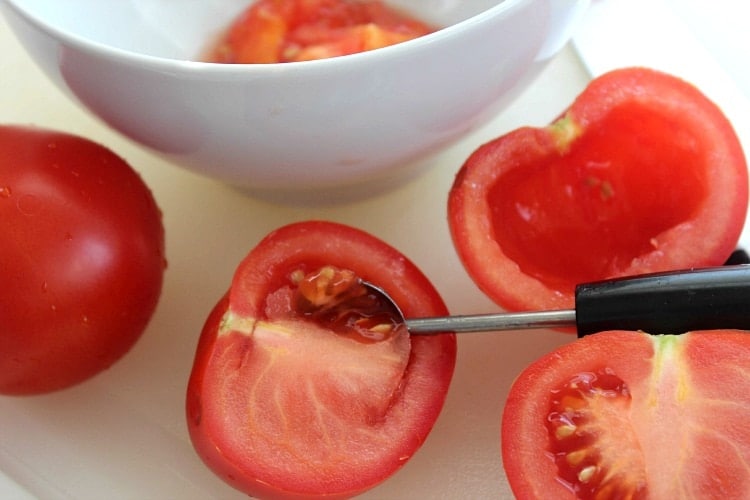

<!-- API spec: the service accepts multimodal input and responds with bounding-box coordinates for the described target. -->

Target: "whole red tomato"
[449,67,748,314]
[0,125,165,395]
[501,329,750,498]
[186,220,456,499]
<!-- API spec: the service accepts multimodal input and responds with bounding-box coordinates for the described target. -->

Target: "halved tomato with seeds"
[186,220,456,499]
[501,330,750,499]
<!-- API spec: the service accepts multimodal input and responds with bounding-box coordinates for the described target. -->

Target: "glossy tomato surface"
[186,220,456,499]
[449,67,748,313]
[0,125,165,395]
[206,0,435,63]
[502,330,750,499]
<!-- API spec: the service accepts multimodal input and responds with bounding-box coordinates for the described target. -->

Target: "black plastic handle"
[575,265,750,336]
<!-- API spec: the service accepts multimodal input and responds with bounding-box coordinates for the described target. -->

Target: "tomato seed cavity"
[292,266,402,343]
[546,367,648,499]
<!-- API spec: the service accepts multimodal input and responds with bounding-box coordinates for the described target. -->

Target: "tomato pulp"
[501,330,750,499]
[186,221,456,499]
[205,0,436,63]
[0,125,165,395]
[449,67,748,313]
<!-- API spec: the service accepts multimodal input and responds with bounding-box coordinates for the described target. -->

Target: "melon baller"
[363,264,750,337]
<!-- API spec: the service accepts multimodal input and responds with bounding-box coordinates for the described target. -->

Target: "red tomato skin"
[449,67,749,313]
[501,330,750,499]
[0,126,165,395]
[186,221,456,499]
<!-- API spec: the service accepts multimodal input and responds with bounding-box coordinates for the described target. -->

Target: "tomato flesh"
[501,330,750,499]
[206,0,435,63]
[491,103,707,289]
[449,68,748,313]
[187,221,456,499]
[209,310,411,462]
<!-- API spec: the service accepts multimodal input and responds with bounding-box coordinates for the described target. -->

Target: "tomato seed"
[565,449,588,466]
[291,266,402,343]
[559,394,587,411]
[555,424,577,439]
[577,465,597,483]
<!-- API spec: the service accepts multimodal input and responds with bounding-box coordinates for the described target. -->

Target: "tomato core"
[546,367,648,499]
[489,102,708,289]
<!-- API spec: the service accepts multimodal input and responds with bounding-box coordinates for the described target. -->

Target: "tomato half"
[0,125,165,395]
[206,0,435,63]
[186,220,456,499]
[501,330,750,499]
[448,67,748,313]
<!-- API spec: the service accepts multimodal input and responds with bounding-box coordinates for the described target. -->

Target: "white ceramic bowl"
[1,0,589,198]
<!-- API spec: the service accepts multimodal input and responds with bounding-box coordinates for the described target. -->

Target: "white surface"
[0,470,34,500]
[0,0,589,196]
[0,11,589,499]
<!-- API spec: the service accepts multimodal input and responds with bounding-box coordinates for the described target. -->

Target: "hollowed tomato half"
[449,67,748,313]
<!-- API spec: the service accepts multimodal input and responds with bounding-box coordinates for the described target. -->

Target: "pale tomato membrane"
[535,332,750,499]
[213,313,410,456]
[201,317,412,489]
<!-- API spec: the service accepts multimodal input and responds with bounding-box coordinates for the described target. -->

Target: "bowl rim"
[1,0,530,74]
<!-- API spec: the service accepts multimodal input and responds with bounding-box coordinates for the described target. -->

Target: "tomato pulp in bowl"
[0,0,592,198]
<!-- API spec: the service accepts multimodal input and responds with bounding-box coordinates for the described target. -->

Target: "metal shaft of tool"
[404,309,577,334]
